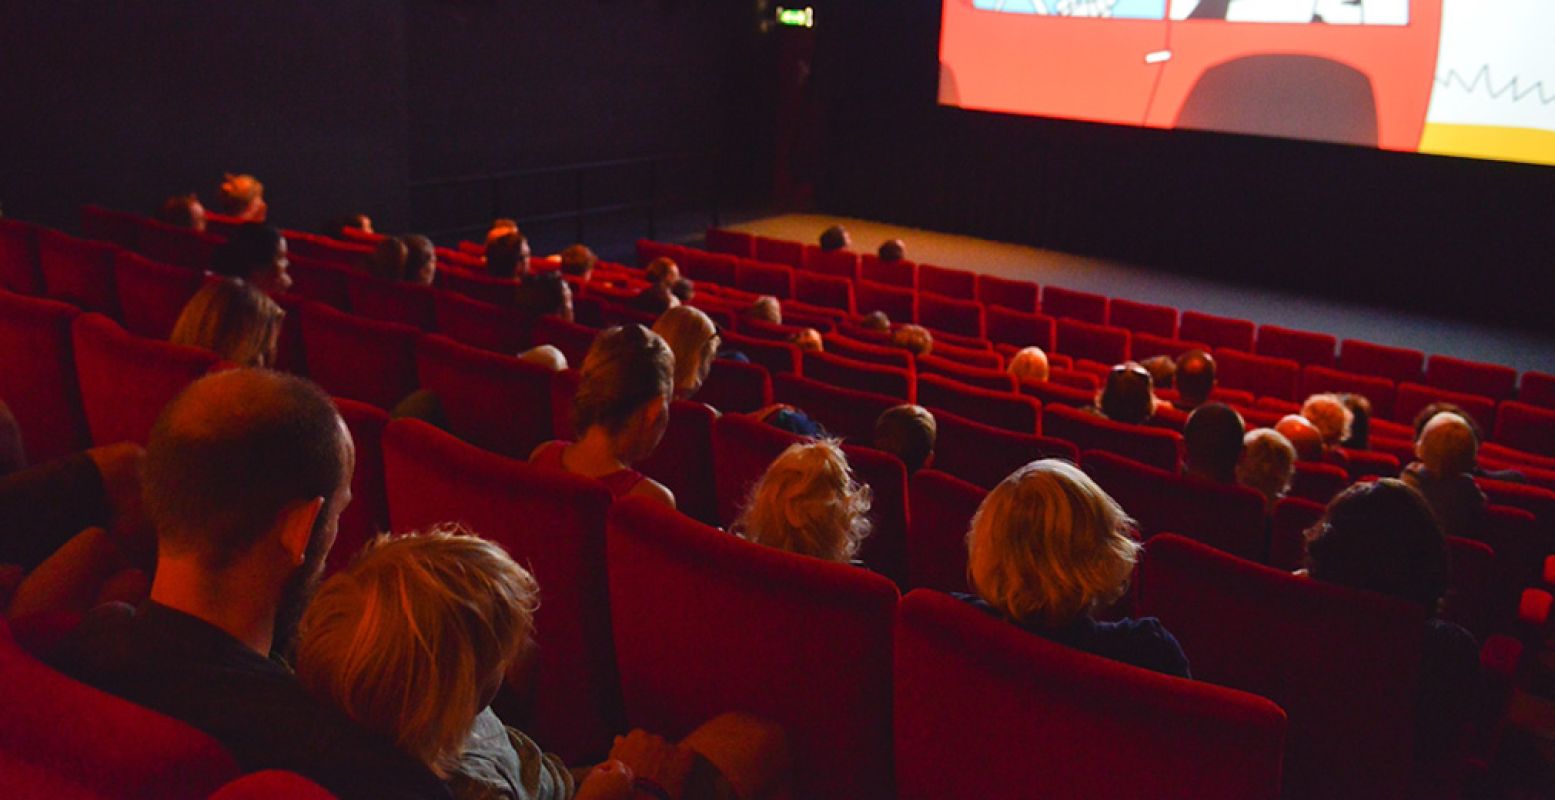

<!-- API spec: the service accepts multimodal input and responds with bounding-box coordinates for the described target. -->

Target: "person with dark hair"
[1173,350,1215,412]
[670,277,695,305]
[818,225,850,252]
[630,282,679,316]
[402,235,436,286]
[1097,362,1155,425]
[1339,393,1372,450]
[485,231,530,280]
[877,239,907,263]
[210,223,292,294]
[157,194,206,232]
[873,405,937,474]
[1183,403,1245,484]
[558,244,597,281]
[50,369,453,799]
[515,271,573,323]
[1303,479,1482,760]
[859,311,891,332]
[364,237,409,282]
[1139,355,1175,392]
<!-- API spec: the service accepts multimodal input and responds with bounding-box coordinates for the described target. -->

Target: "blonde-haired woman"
[170,277,285,367]
[962,459,1189,677]
[733,440,872,564]
[651,305,718,401]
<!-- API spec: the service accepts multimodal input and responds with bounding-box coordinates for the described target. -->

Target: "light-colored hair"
[744,296,782,325]
[170,277,285,367]
[1417,412,1478,476]
[1007,346,1050,383]
[296,526,539,778]
[1237,428,1297,507]
[516,344,567,372]
[1274,414,1324,462]
[735,440,872,563]
[652,305,718,400]
[967,460,1139,627]
[892,324,933,357]
[1301,393,1353,446]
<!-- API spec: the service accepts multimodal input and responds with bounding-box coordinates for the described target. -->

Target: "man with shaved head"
[1402,412,1487,541]
[51,369,451,799]
[1274,414,1325,463]
[1173,349,1216,412]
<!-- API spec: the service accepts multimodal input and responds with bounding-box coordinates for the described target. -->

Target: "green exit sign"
[776,6,814,28]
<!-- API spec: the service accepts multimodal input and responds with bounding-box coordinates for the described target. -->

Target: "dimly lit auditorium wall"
[810,0,1555,333]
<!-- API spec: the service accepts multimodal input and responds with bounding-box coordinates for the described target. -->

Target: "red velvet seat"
[772,373,900,446]
[1394,382,1497,431]
[636,400,719,526]
[753,236,806,270]
[1301,364,1396,418]
[112,251,204,339]
[531,316,599,370]
[1266,496,1326,571]
[904,470,984,593]
[801,350,913,401]
[606,496,898,800]
[287,234,370,269]
[1179,311,1255,353]
[1482,505,1553,633]
[1130,332,1211,362]
[1082,450,1267,561]
[734,259,795,299]
[1338,338,1425,385]
[929,408,1077,490]
[916,374,1038,434]
[1042,404,1182,472]
[1020,377,1102,409]
[285,255,353,309]
[915,355,1015,393]
[1215,347,1302,402]
[0,290,88,463]
[1288,460,1351,506]
[931,339,1002,369]
[209,771,336,799]
[1338,447,1402,481]
[822,332,914,371]
[781,299,846,329]
[38,229,119,315]
[1520,372,1555,409]
[975,274,1039,312]
[704,228,755,258]
[916,292,985,338]
[711,412,805,526]
[917,263,976,300]
[806,248,861,282]
[855,280,916,322]
[1055,318,1130,365]
[1425,355,1517,401]
[985,306,1056,351]
[438,266,518,308]
[381,418,619,764]
[857,252,914,287]
[793,270,855,313]
[346,272,437,331]
[843,444,911,585]
[298,302,420,410]
[79,204,144,248]
[681,250,738,286]
[1041,285,1108,324]
[719,330,800,376]
[1492,401,1555,458]
[414,334,554,459]
[697,358,773,413]
[635,239,687,269]
[1137,534,1426,800]
[1107,297,1178,338]
[0,219,42,295]
[1444,536,1497,637]
[894,589,1287,800]
[136,219,221,271]
[72,313,218,445]
[1256,324,1337,368]
[433,290,530,355]
[327,398,390,577]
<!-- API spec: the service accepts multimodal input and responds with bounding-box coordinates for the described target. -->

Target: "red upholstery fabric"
[916,292,985,338]
[985,306,1056,351]
[915,355,1016,393]
[1492,401,1555,457]
[904,471,984,593]
[822,333,914,370]
[72,313,218,445]
[1338,448,1402,481]
[1288,461,1350,505]
[1394,382,1497,431]
[772,373,899,446]
[1137,534,1425,800]
[1338,339,1425,385]
[531,316,599,370]
[682,250,738,286]
[0,218,42,294]
[381,419,619,763]
[1215,347,1302,402]
[1256,324,1337,367]
[433,290,530,355]
[635,239,687,269]
[550,368,582,440]
[781,300,846,329]
[1482,504,1555,629]
[414,334,554,458]
[916,374,1038,434]
[719,330,799,375]
[697,358,773,414]
[711,412,805,526]
[793,270,855,313]
[801,351,913,401]
[1055,318,1130,365]
[637,400,719,526]
[1425,355,1517,401]
[209,770,337,800]
[287,235,370,268]
[806,249,861,282]
[1081,450,1266,561]
[345,273,437,331]
[135,220,221,271]
[860,255,916,288]
[438,266,518,308]
[1266,496,1326,572]
[733,317,807,342]
[327,398,389,577]
[269,293,309,375]
[844,444,911,584]
[1020,377,1098,409]
[975,274,1039,312]
[704,228,755,258]
[1520,371,1555,409]
[286,256,353,309]
[855,280,916,322]
[0,290,88,462]
[1301,364,1396,418]
[1130,332,1211,362]
[1179,311,1255,353]
[734,259,795,299]
[299,303,420,410]
[1444,536,1496,637]
[606,496,898,800]
[38,229,119,315]
[917,263,976,299]
[752,236,806,270]
[1107,297,1178,338]
[894,590,1287,800]
[929,408,1077,490]
[1043,404,1182,471]
[112,251,203,339]
[1041,285,1108,324]
[79,204,145,248]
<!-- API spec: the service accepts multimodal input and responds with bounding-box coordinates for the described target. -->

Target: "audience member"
[558,244,598,281]
[744,296,782,326]
[1339,393,1373,450]
[891,324,933,358]
[652,305,719,402]
[530,325,676,508]
[877,239,907,264]
[670,278,695,305]
[1097,362,1155,426]
[1237,428,1297,510]
[50,369,452,798]
[1303,479,1481,760]
[486,231,531,280]
[339,213,374,234]
[629,282,680,316]
[1410,401,1523,483]
[210,223,293,294]
[873,405,936,474]
[733,440,872,564]
[1183,403,1245,484]
[790,327,823,353]
[1007,346,1050,384]
[1173,350,1216,412]
[156,194,206,232]
[960,459,1190,677]
[859,311,890,332]
[402,235,437,286]
[515,271,574,324]
[818,225,850,252]
[1301,393,1353,451]
[170,278,286,368]
[516,344,568,372]
[1275,414,1325,462]
[1401,412,1487,541]
[364,237,410,282]
[217,173,268,222]
[644,257,681,289]
[1138,355,1176,392]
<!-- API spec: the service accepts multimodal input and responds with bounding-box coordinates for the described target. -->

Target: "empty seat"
[917,292,985,338]
[1288,461,1351,506]
[860,255,917,288]
[38,229,118,315]
[719,330,800,376]
[975,274,1039,312]
[801,350,913,401]
[328,397,390,577]
[917,374,1038,434]
[931,339,1003,370]
[287,235,371,268]
[438,266,518,308]
[894,589,1287,800]
[1041,286,1108,324]
[752,236,806,270]
[843,444,912,584]
[433,290,530,355]
[1520,372,1555,409]
[1082,450,1267,562]
[79,204,143,248]
[637,400,719,526]
[1493,401,1555,458]
[1179,311,1255,353]
[1137,534,1425,800]
[0,218,42,294]
[984,306,1056,351]
[0,290,88,462]
[697,358,773,413]
[806,249,861,282]
[1338,339,1425,385]
[286,255,353,309]
[1055,318,1130,366]
[1256,324,1337,368]
[635,239,686,269]
[711,412,806,526]
[1130,332,1211,362]
[72,313,218,445]
[208,771,336,800]
[917,263,976,300]
[915,355,1016,393]
[346,273,437,331]
[1107,297,1178,338]
[606,496,898,799]
[793,270,855,313]
[381,418,620,764]
[823,332,914,371]
[415,334,554,459]
[905,471,985,593]
[1301,364,1396,418]
[111,251,204,339]
[1215,348,1301,402]
[704,228,755,258]
[681,250,738,286]
[1394,382,1497,432]
[531,316,599,369]
[136,219,221,271]
[735,259,795,299]
[1043,404,1182,472]
[929,408,1077,490]
[1340,448,1402,481]
[299,302,420,410]
[855,280,916,322]
[772,373,900,446]
[1425,355,1517,401]
[781,300,846,329]
[1021,377,1104,409]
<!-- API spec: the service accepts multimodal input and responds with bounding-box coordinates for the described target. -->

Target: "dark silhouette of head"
[1099,362,1154,425]
[157,194,206,232]
[1305,479,1447,612]
[559,244,597,279]
[211,224,291,294]
[877,239,907,263]
[819,225,850,252]
[1183,403,1246,483]
[874,405,937,474]
[1174,349,1216,408]
[486,231,530,280]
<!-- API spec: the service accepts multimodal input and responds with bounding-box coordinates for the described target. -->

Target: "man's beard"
[270,516,332,664]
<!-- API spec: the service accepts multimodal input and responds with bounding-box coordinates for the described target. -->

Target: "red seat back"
[1301,364,1396,418]
[1267,496,1326,571]
[531,316,599,370]
[894,590,1286,800]
[1042,404,1182,472]
[1394,382,1497,432]
[1338,339,1424,385]
[208,771,336,800]
[915,355,1015,393]
[806,249,861,282]
[711,412,805,526]
[844,444,911,584]
[1019,377,1097,409]
[39,230,119,315]
[772,373,900,446]
[860,254,917,288]
[975,274,1039,312]
[1425,354,1517,401]
[72,313,218,445]
[696,358,773,414]
[298,302,420,410]
[0,219,42,294]
[929,408,1077,490]
[636,400,719,526]
[346,273,437,331]
[985,306,1056,351]
[917,263,976,300]
[136,219,221,271]
[1041,285,1108,324]
[415,334,554,459]
[802,350,913,401]
[682,250,738,286]
[916,292,985,338]
[1107,297,1178,338]
[855,280,916,322]
[606,496,898,800]
[904,470,984,593]
[1055,318,1130,365]
[823,332,914,370]
[79,204,143,248]
[752,236,806,270]
[1288,460,1350,506]
[1215,347,1302,402]
[112,251,203,339]
[381,419,619,764]
[1129,332,1211,362]
[287,235,371,269]
[1493,401,1555,458]
[0,290,88,462]
[1256,324,1336,368]
[328,398,390,576]
[704,228,755,259]
[1179,311,1255,353]
[734,259,795,299]
[916,374,1038,433]
[1520,371,1555,409]
[719,330,799,376]
[1082,450,1267,561]
[438,266,518,308]
[285,255,353,309]
[793,270,855,313]
[635,239,687,269]
[433,290,530,355]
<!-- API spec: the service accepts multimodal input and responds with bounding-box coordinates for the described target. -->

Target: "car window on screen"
[1169,0,1407,24]
[972,0,1168,18]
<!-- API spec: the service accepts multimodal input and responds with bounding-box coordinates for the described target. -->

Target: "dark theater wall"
[810,0,1555,333]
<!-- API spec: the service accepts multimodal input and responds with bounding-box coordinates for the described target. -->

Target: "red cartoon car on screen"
[939,0,1442,150]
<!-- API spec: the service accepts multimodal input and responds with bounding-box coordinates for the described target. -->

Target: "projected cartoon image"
[941,0,1555,165]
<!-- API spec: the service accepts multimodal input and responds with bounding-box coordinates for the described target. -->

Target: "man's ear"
[277,497,325,566]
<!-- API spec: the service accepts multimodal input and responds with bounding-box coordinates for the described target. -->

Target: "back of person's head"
[218,173,266,220]
[1139,355,1176,391]
[210,223,289,292]
[892,324,933,357]
[632,282,679,316]
[818,225,850,252]
[170,277,286,368]
[1184,403,1245,482]
[744,295,782,326]
[1417,412,1478,476]
[860,311,891,332]
[516,344,568,372]
[873,405,937,474]
[968,459,1138,627]
[1300,393,1353,447]
[670,277,695,304]
[735,439,872,563]
[1274,414,1324,461]
[144,369,349,572]
[790,327,823,352]
[573,325,674,437]
[1237,428,1297,506]
[484,218,518,247]
[1007,346,1050,384]
[157,193,206,232]
[559,244,597,279]
[364,237,408,282]
[401,235,436,286]
[652,305,718,400]
[644,257,680,287]
[514,271,572,322]
[297,526,538,778]
[485,231,530,280]
[1412,401,1484,442]
[877,239,907,263]
[1305,479,1447,612]
[341,213,373,233]
[1340,392,1372,450]
[1099,362,1154,425]
[1174,349,1216,405]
